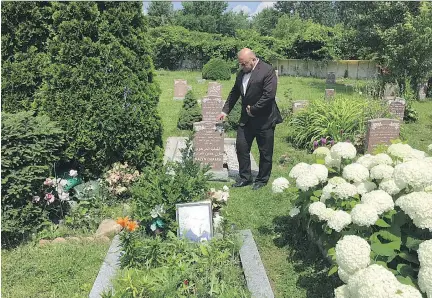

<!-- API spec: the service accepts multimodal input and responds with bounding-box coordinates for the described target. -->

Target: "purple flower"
[330,140,335,146]
[320,138,327,145]
[346,139,351,143]
[313,141,319,149]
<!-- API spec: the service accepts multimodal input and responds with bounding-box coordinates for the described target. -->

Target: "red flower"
[183,279,189,285]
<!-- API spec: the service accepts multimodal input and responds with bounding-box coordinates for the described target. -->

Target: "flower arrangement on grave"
[207,185,230,232]
[104,162,140,197]
[149,204,166,235]
[278,141,432,296]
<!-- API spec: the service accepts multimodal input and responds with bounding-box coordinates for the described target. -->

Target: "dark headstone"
[201,97,223,122]
[325,89,335,100]
[207,82,222,97]
[383,83,398,100]
[292,100,309,113]
[193,121,224,170]
[326,72,336,84]
[418,82,427,101]
[365,118,401,153]
[174,79,188,100]
[388,99,405,120]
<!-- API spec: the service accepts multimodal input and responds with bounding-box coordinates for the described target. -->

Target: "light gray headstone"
[174,79,188,100]
[193,121,224,170]
[207,82,222,97]
[365,118,400,153]
[383,83,398,100]
[388,99,405,120]
[201,97,224,122]
[292,100,309,113]
[418,82,427,101]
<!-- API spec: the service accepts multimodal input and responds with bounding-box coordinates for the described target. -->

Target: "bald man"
[217,48,282,190]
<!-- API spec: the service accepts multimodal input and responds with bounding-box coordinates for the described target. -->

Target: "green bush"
[287,97,389,152]
[1,111,65,247]
[224,100,242,131]
[177,90,202,130]
[202,58,232,81]
[130,137,210,234]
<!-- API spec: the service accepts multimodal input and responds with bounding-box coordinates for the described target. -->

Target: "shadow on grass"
[259,215,342,298]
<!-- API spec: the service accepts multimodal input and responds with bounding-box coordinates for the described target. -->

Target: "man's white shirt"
[241,58,259,95]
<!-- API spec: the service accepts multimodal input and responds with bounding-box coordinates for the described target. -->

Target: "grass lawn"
[156,70,432,297]
[1,241,110,298]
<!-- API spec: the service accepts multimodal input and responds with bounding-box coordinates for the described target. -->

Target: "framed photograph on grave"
[176,201,213,242]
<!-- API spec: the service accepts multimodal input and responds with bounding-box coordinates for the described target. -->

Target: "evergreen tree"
[177,90,201,130]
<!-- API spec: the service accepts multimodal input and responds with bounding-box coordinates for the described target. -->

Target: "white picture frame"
[176,201,213,242]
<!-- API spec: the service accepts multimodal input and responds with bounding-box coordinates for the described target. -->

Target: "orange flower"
[116,216,130,228]
[126,220,139,232]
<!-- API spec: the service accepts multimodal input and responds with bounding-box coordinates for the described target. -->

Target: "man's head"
[238,48,257,73]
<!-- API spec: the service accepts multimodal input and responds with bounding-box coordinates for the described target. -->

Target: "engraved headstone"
[207,82,222,97]
[365,118,400,153]
[326,72,336,84]
[383,83,398,100]
[193,121,224,170]
[201,97,223,122]
[292,100,309,113]
[418,82,427,101]
[325,89,335,100]
[174,79,188,100]
[388,99,405,120]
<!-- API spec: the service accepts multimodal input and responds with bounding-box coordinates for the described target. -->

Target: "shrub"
[130,137,210,235]
[287,97,389,152]
[202,58,232,81]
[1,111,65,247]
[177,90,202,130]
[224,100,242,132]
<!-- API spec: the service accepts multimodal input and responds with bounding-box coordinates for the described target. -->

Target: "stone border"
[239,230,275,298]
[90,230,274,298]
[89,235,121,298]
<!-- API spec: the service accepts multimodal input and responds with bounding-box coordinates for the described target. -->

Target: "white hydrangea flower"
[325,153,341,169]
[335,235,370,274]
[310,164,328,183]
[272,177,290,193]
[357,154,377,169]
[370,164,394,180]
[347,264,400,298]
[425,185,432,193]
[321,208,335,221]
[309,201,326,218]
[394,159,432,190]
[354,181,377,195]
[328,210,352,232]
[296,172,320,191]
[331,142,357,159]
[424,157,432,165]
[403,149,427,162]
[342,163,369,183]
[334,183,358,199]
[388,143,413,159]
[361,190,394,215]
[289,207,300,217]
[289,162,311,179]
[313,146,331,157]
[374,153,393,166]
[321,183,335,202]
[379,179,405,195]
[428,144,432,152]
[328,177,347,185]
[213,213,224,230]
[396,192,432,231]
[334,285,350,298]
[418,239,432,267]
[350,204,379,227]
[338,267,351,284]
[418,267,432,296]
[395,284,423,298]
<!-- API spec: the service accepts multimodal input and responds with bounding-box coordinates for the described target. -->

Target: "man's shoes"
[252,183,267,191]
[232,180,253,188]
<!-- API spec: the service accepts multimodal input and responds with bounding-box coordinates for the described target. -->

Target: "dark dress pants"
[236,124,275,184]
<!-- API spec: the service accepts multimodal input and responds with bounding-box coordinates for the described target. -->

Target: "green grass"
[1,241,110,298]
[155,70,431,297]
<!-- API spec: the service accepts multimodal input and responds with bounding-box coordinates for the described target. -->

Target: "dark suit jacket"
[222,60,283,130]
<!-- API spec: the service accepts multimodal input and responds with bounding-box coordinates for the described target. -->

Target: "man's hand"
[246,105,254,117]
[217,112,227,121]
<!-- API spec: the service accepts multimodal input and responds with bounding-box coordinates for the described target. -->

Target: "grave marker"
[418,82,427,101]
[325,89,335,100]
[207,82,222,97]
[383,83,398,100]
[201,97,224,122]
[193,121,224,170]
[326,72,336,84]
[388,99,405,120]
[173,79,188,100]
[365,118,400,153]
[292,100,309,113]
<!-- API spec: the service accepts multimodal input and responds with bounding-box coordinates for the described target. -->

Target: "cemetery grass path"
[157,70,432,298]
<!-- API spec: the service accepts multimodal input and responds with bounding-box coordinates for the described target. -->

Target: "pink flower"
[44,193,55,204]
[44,178,54,187]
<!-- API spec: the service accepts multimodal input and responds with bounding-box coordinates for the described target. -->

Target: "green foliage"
[402,80,419,123]
[287,97,388,151]
[130,137,210,234]
[108,231,248,297]
[202,58,232,81]
[177,90,202,130]
[1,111,66,247]
[252,8,280,36]
[224,100,242,132]
[147,1,174,27]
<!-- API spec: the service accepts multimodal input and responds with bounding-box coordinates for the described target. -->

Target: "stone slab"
[365,118,400,153]
[239,229,275,298]
[89,235,121,298]
[164,137,259,181]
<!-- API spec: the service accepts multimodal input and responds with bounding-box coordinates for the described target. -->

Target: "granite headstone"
[174,79,188,100]
[207,82,222,97]
[193,121,224,170]
[201,97,224,122]
[418,82,427,101]
[326,72,336,84]
[388,99,405,120]
[365,118,400,153]
[325,89,335,100]
[383,83,398,100]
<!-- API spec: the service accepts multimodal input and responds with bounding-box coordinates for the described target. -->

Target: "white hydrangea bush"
[283,141,432,296]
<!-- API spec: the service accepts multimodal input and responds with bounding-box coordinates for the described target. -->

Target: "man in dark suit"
[217,48,282,190]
